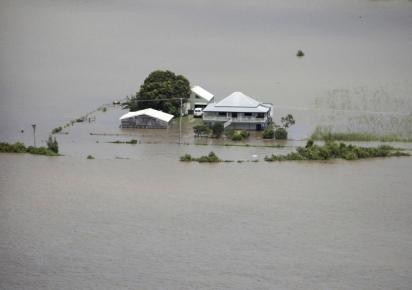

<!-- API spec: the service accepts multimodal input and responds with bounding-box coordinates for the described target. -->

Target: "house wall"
[121,115,169,128]
[188,92,214,113]
[203,111,271,130]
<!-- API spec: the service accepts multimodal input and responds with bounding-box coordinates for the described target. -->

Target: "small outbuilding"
[185,85,215,114]
[119,108,174,129]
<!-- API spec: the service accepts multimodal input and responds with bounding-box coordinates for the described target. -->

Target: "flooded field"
[1,0,412,289]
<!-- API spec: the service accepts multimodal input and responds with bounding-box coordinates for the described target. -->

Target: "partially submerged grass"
[311,127,412,142]
[180,152,221,163]
[264,140,409,162]
[87,154,95,159]
[0,142,59,156]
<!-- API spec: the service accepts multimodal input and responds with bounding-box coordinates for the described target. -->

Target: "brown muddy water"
[1,155,412,289]
[1,0,412,289]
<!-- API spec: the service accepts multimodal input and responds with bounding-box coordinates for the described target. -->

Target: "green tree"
[193,124,211,137]
[46,135,59,153]
[281,114,295,128]
[211,123,224,138]
[124,70,191,116]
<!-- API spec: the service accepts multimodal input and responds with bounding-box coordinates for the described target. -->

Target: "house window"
[257,113,265,118]
[195,95,201,99]
[244,113,252,117]
[218,112,227,117]
[231,112,238,118]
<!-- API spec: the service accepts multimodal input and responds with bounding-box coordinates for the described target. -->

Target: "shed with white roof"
[119,108,174,128]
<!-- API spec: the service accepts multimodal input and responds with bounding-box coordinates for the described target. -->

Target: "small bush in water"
[262,124,275,139]
[274,127,288,140]
[180,151,221,163]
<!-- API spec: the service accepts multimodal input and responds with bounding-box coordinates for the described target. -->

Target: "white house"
[119,108,174,129]
[202,92,273,130]
[186,85,215,114]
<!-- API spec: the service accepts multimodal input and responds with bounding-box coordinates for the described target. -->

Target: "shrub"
[274,127,288,139]
[46,136,59,153]
[180,154,192,161]
[230,130,249,141]
[264,141,410,162]
[87,155,95,159]
[193,124,211,137]
[262,125,274,139]
[52,126,62,134]
[305,139,314,148]
[212,123,224,138]
[179,151,221,163]
[297,50,305,57]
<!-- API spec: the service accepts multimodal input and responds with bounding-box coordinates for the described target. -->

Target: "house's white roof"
[191,86,214,102]
[215,92,260,108]
[119,108,174,123]
[203,91,271,113]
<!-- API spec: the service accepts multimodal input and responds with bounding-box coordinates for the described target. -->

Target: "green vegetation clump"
[274,127,288,139]
[46,135,59,153]
[262,124,275,139]
[311,127,412,142]
[297,50,305,57]
[52,126,63,134]
[0,142,58,156]
[226,129,249,141]
[264,140,409,162]
[180,151,221,163]
[273,114,296,140]
[87,155,95,159]
[193,124,211,137]
[124,70,191,116]
[110,139,138,144]
[211,123,224,138]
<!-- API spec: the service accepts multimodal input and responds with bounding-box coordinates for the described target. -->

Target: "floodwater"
[1,0,412,289]
[1,155,412,289]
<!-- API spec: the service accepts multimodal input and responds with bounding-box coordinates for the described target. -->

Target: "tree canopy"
[125,70,191,116]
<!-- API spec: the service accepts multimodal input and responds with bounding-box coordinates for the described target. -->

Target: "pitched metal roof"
[119,108,174,123]
[191,86,214,102]
[215,92,260,108]
[203,92,271,113]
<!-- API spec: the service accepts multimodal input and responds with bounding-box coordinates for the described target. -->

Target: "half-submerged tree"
[124,70,191,116]
[275,114,296,140]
